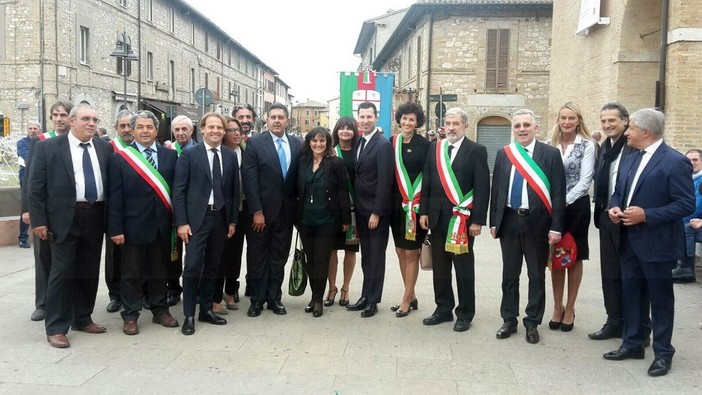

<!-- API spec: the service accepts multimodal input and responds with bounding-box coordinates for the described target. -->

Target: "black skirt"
[564,195,591,260]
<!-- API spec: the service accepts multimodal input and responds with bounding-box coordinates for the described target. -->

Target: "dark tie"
[80,142,98,204]
[357,137,366,160]
[624,150,644,206]
[144,147,157,169]
[510,170,524,209]
[448,145,454,163]
[211,148,224,210]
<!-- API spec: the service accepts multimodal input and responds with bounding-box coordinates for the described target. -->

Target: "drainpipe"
[137,0,142,109]
[426,9,434,129]
[657,0,669,111]
[39,0,46,131]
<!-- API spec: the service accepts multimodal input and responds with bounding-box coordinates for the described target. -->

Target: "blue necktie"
[277,137,287,178]
[80,142,97,204]
[144,147,157,169]
[510,169,524,209]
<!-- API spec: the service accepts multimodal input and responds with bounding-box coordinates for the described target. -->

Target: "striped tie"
[144,147,157,169]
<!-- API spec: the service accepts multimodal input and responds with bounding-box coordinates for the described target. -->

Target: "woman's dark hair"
[394,101,426,129]
[331,116,359,147]
[302,127,334,158]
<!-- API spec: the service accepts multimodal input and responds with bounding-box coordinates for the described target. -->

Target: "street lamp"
[110,31,139,110]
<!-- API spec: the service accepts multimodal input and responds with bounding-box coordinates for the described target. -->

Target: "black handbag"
[288,232,308,296]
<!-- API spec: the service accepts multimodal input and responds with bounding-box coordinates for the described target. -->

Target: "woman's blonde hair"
[548,102,591,145]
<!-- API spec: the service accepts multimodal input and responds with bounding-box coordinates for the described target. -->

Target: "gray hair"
[131,110,160,130]
[26,120,41,129]
[444,107,469,125]
[171,115,193,130]
[630,108,665,138]
[512,109,538,125]
[114,109,134,125]
[69,102,95,117]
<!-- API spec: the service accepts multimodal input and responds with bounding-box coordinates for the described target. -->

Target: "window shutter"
[497,30,510,89]
[486,30,497,90]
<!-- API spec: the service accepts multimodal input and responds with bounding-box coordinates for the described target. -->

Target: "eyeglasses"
[226,128,241,133]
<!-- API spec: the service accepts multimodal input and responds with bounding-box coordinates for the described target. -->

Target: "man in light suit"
[242,102,301,317]
[173,113,238,335]
[419,107,490,332]
[28,103,113,348]
[108,110,179,335]
[345,101,394,318]
[490,109,566,344]
[604,108,694,377]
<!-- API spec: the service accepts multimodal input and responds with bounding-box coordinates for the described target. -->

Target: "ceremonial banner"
[339,70,394,138]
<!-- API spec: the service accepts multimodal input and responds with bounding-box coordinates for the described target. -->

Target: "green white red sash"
[393,134,422,241]
[335,145,358,245]
[116,146,172,211]
[436,139,473,254]
[110,136,128,152]
[504,142,552,215]
[166,142,182,156]
[37,131,57,140]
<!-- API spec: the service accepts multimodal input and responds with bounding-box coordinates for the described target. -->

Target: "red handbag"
[549,232,577,270]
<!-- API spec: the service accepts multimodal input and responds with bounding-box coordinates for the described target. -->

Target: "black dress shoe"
[247,302,263,317]
[198,310,227,325]
[346,297,368,311]
[525,326,540,344]
[454,319,471,332]
[603,346,645,361]
[31,308,46,321]
[305,301,314,313]
[166,292,181,307]
[360,303,378,317]
[422,313,453,326]
[313,302,323,318]
[647,358,672,377]
[182,317,195,335]
[496,321,518,339]
[267,301,287,315]
[19,240,30,248]
[588,324,622,340]
[106,299,122,313]
[233,291,240,303]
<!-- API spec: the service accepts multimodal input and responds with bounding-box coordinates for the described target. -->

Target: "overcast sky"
[184,0,416,104]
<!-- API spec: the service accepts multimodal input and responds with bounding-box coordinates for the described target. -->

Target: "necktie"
[509,148,528,209]
[624,150,644,206]
[144,147,157,169]
[357,137,366,160]
[277,137,287,178]
[448,145,454,163]
[211,148,224,210]
[80,142,98,204]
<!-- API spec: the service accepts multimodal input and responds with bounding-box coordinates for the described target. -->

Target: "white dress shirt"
[68,132,104,202]
[270,132,291,171]
[204,142,224,205]
[507,138,536,209]
[626,138,664,206]
[134,141,158,169]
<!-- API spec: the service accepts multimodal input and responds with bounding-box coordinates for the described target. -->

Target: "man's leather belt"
[75,201,104,209]
[510,208,530,217]
[207,205,221,211]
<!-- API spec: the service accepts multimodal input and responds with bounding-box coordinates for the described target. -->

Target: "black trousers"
[356,214,389,304]
[598,210,623,327]
[104,236,121,301]
[120,236,169,321]
[246,213,293,305]
[45,205,104,335]
[300,223,338,303]
[430,225,476,321]
[498,210,548,327]
[182,209,227,317]
[215,203,249,302]
[33,234,51,310]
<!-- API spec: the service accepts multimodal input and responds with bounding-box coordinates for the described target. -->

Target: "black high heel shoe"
[339,288,349,307]
[305,301,314,313]
[324,287,338,307]
[549,311,564,330]
[391,299,418,312]
[313,302,323,318]
[561,312,575,332]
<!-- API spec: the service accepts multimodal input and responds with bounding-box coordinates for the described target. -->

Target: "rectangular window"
[191,22,195,45]
[145,0,153,22]
[79,26,89,64]
[228,81,232,100]
[205,32,209,53]
[168,8,175,34]
[304,119,309,126]
[146,51,153,80]
[216,76,221,99]
[486,29,510,90]
[205,72,209,89]
[228,47,231,65]
[116,56,131,76]
[216,40,221,60]
[118,0,126,7]
[416,36,422,88]
[190,68,196,102]
[169,60,175,100]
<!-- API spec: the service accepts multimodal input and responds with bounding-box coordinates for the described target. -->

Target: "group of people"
[19,98,696,378]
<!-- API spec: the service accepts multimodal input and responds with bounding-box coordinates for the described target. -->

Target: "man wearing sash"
[22,101,72,322]
[490,109,566,344]
[104,109,134,314]
[107,110,179,335]
[419,107,490,332]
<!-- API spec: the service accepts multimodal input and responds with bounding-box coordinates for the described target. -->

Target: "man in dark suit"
[604,108,694,377]
[108,110,179,335]
[28,103,113,348]
[590,102,636,340]
[241,102,301,317]
[419,107,490,331]
[21,101,73,322]
[490,109,566,344]
[345,101,393,318]
[173,113,238,335]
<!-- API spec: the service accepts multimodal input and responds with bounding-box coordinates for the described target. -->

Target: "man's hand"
[177,224,192,244]
[469,223,482,237]
[227,224,236,239]
[252,211,266,232]
[490,227,497,239]
[548,231,561,246]
[608,207,624,224]
[341,224,348,232]
[368,214,380,230]
[419,215,429,230]
[621,206,646,226]
[690,218,702,230]
[21,212,30,225]
[32,225,48,240]
[111,234,125,245]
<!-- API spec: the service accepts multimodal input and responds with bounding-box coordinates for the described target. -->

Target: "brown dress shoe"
[152,314,179,328]
[47,334,70,348]
[123,320,139,335]
[73,323,107,334]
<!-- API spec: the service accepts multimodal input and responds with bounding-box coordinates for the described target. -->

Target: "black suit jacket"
[490,140,566,239]
[107,144,178,244]
[420,138,491,230]
[173,144,238,233]
[593,138,635,228]
[295,155,352,226]
[354,130,394,217]
[27,134,112,243]
[241,131,301,223]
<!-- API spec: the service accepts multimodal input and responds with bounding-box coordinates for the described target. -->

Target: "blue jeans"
[683,222,702,258]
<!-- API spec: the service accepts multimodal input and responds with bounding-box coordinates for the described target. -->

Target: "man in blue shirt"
[17,121,41,248]
[672,149,702,283]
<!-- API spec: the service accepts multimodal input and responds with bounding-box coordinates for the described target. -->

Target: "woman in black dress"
[390,102,430,317]
[296,127,352,317]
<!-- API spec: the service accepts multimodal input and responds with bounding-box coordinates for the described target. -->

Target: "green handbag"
[288,232,308,296]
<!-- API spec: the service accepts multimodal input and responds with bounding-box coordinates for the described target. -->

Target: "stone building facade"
[291,100,327,135]
[549,0,702,150]
[356,0,552,170]
[0,0,289,140]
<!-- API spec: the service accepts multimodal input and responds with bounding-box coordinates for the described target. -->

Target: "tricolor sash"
[110,136,129,152]
[166,142,182,157]
[335,145,358,245]
[393,135,422,241]
[37,131,57,140]
[436,140,473,254]
[504,142,552,214]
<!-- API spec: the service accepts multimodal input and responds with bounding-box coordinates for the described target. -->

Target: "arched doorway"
[477,116,511,172]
